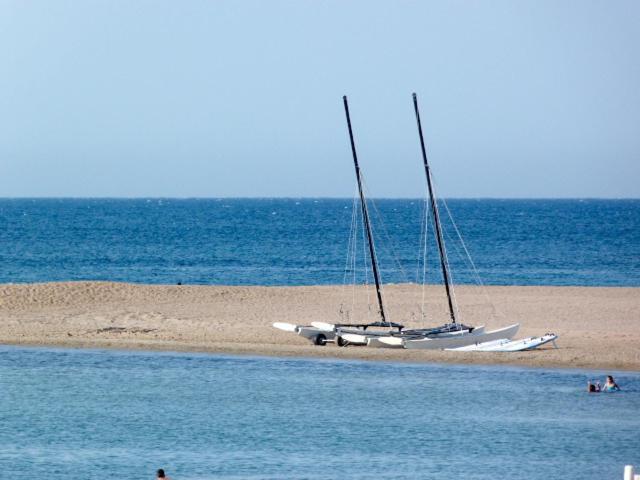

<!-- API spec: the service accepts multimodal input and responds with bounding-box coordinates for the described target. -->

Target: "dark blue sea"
[0,198,638,286]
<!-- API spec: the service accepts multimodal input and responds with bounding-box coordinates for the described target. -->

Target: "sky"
[0,1,639,198]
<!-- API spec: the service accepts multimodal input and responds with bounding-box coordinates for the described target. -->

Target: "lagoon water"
[1,346,639,480]
[1,198,639,287]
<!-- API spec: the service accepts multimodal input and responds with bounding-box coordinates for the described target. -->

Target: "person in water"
[157,469,171,479]
[602,375,621,392]
[587,381,600,393]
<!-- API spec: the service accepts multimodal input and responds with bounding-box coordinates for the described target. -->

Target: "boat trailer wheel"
[313,334,327,346]
[336,336,348,347]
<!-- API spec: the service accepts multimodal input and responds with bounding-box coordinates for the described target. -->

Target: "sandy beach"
[0,281,638,371]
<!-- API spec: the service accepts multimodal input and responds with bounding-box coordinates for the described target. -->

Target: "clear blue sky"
[1,1,638,198]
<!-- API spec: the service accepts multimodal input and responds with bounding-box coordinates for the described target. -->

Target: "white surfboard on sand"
[447,333,558,352]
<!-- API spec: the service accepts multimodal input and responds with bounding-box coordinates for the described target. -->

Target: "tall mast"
[342,95,387,324]
[412,93,457,324]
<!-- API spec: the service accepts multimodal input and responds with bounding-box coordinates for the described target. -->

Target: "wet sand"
[0,282,638,371]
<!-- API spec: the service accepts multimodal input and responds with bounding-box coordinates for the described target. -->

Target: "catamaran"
[326,95,406,346]
[338,93,519,349]
[273,95,403,346]
[272,321,336,345]
[274,94,520,349]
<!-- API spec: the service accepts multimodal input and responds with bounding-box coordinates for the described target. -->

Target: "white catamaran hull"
[368,326,488,349]
[367,326,486,349]
[403,323,520,350]
[296,326,336,342]
[338,332,369,345]
[367,336,404,348]
[272,323,336,344]
[272,322,298,333]
[336,329,396,346]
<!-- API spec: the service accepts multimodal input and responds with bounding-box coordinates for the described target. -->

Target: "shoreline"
[1,281,639,371]
[3,338,640,374]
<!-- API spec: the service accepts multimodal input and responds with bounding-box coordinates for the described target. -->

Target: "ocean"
[1,345,638,480]
[0,198,638,286]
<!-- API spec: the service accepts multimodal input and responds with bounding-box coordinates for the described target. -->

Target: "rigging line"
[358,201,388,323]
[342,194,358,287]
[440,209,488,325]
[355,192,395,323]
[412,93,457,324]
[421,197,430,322]
[439,196,505,321]
[351,195,360,321]
[429,181,461,321]
[342,194,359,321]
[438,196,482,285]
[360,199,372,320]
[366,193,412,283]
[343,196,358,318]
[416,198,427,319]
[418,196,458,325]
[424,204,454,323]
[438,203,461,323]
[416,198,427,283]
[440,208,461,322]
[365,198,412,287]
[438,207,471,275]
[360,183,398,322]
[440,213,473,321]
[343,95,386,324]
[439,207,486,303]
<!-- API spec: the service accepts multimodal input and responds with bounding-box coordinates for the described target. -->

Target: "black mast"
[412,93,457,324]
[343,95,387,324]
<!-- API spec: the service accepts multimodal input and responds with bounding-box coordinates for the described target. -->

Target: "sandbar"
[0,282,638,371]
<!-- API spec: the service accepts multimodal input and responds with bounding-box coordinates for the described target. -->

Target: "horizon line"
[0,196,639,201]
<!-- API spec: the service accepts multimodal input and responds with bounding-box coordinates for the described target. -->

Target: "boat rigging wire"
[343,95,388,324]
[412,92,458,324]
[428,179,461,322]
[365,190,413,284]
[420,197,430,322]
[416,197,428,283]
[340,193,359,321]
[439,194,505,321]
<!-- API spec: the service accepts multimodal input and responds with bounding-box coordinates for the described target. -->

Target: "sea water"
[0,346,638,480]
[1,200,639,479]
[0,198,638,286]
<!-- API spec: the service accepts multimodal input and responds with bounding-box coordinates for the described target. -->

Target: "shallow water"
[0,346,638,479]
[1,198,638,286]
